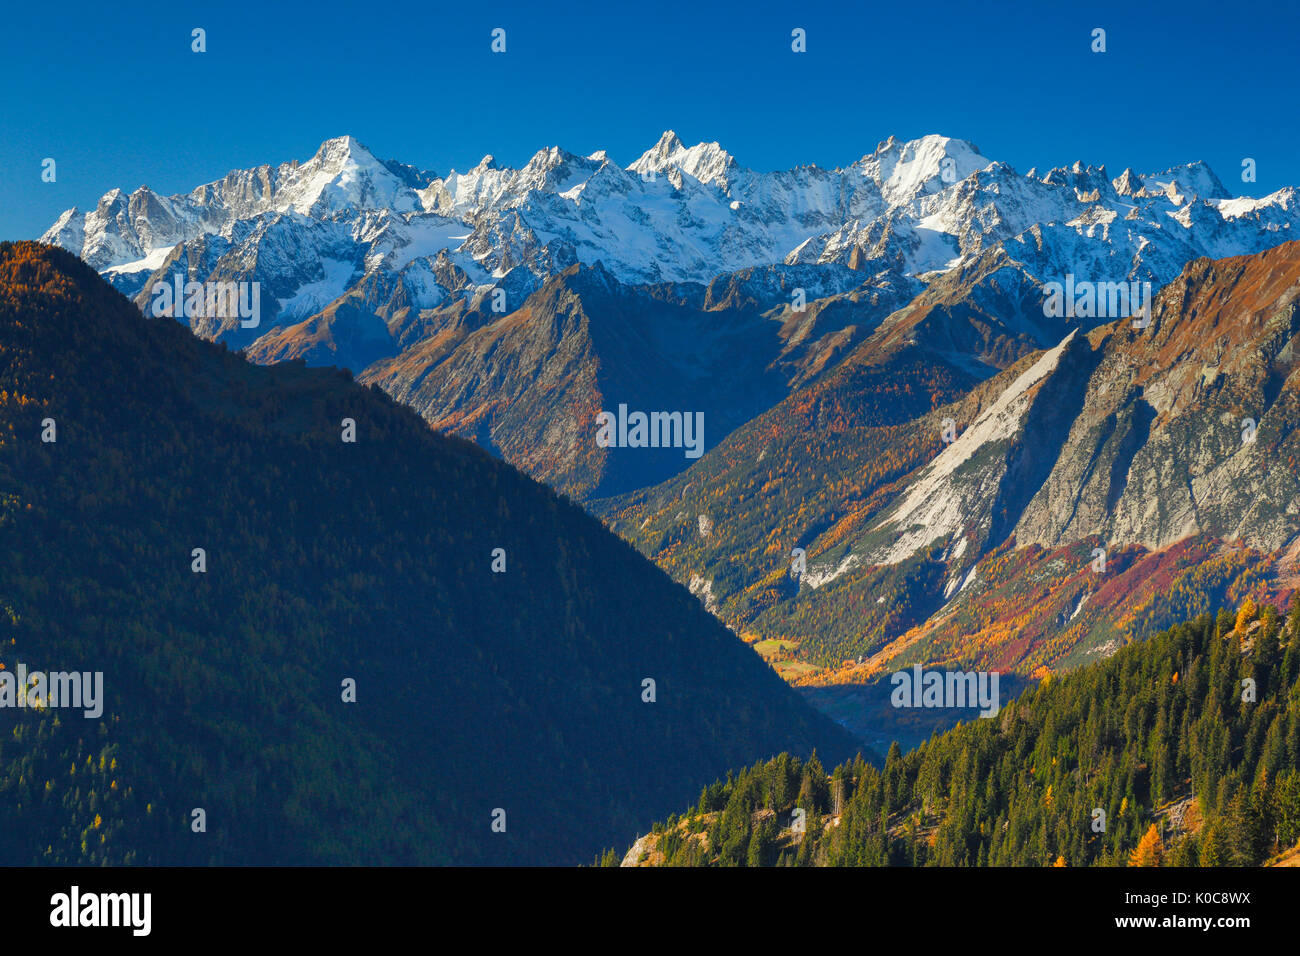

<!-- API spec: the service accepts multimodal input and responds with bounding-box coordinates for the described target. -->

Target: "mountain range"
[38,133,1300,744]
[41,133,1300,497]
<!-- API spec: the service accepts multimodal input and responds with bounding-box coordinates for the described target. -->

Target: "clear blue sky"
[2,0,1296,239]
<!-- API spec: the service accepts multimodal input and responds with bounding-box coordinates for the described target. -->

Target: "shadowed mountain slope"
[0,242,859,866]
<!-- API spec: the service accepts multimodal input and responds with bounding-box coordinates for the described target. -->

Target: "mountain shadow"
[0,242,860,866]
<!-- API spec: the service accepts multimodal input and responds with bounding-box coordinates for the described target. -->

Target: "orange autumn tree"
[1128,824,1164,867]
[1236,597,1258,631]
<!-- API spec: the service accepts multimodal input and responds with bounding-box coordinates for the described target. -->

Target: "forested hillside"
[614,598,1300,866]
[0,242,859,866]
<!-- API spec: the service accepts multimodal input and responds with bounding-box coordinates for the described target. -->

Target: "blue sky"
[2,0,1296,239]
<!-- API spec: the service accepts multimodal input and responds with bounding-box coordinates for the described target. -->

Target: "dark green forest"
[610,598,1300,866]
[0,242,858,866]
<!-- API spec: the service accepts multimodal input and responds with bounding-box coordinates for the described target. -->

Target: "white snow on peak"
[628,130,739,189]
[104,244,177,275]
[857,134,992,207]
[36,132,1300,334]
[1212,187,1297,219]
[285,135,422,216]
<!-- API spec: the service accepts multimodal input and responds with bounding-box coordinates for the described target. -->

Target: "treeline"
[610,597,1300,866]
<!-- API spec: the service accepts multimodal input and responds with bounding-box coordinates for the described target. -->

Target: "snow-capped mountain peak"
[38,131,1300,360]
[857,134,992,206]
[628,130,739,190]
[279,134,428,217]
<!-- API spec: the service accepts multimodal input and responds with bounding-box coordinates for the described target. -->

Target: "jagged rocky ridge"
[40,133,1300,496]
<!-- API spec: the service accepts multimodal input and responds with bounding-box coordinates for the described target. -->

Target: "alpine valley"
[0,242,861,866]
[41,133,1300,748]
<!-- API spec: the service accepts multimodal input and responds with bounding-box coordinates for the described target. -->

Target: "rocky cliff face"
[603,242,1300,682]
[1014,245,1300,554]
